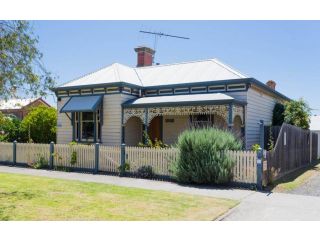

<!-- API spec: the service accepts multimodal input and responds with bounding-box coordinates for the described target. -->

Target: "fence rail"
[0,142,259,186]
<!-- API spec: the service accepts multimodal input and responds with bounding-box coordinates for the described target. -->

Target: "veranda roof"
[60,95,103,113]
[122,93,246,108]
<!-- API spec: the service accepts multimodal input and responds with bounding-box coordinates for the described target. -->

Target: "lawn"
[270,160,320,192]
[0,173,237,220]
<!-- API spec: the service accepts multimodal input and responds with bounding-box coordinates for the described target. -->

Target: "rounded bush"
[173,127,242,184]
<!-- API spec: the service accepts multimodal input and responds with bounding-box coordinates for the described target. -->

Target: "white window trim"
[174,88,189,94]
[190,86,207,93]
[208,85,226,92]
[159,89,173,95]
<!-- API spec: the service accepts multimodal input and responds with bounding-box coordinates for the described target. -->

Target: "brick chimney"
[266,80,276,90]
[134,46,155,67]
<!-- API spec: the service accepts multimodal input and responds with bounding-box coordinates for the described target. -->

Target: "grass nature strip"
[0,173,238,221]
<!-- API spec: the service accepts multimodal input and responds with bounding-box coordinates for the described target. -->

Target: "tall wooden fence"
[0,142,258,185]
[265,123,318,182]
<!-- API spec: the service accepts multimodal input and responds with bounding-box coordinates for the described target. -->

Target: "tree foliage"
[0,113,22,142]
[20,106,57,143]
[0,21,55,99]
[284,98,311,130]
[272,102,285,126]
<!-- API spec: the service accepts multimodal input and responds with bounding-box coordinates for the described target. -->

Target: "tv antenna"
[139,30,190,64]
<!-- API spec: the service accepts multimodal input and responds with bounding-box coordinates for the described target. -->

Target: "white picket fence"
[99,146,121,173]
[0,143,13,162]
[0,142,258,184]
[125,147,180,177]
[227,150,257,184]
[16,143,50,165]
[54,144,95,169]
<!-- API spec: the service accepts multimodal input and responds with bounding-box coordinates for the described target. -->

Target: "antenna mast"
[139,30,190,64]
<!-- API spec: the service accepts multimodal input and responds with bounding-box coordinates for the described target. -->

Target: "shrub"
[29,154,48,169]
[20,106,57,143]
[284,98,311,129]
[173,127,242,184]
[0,113,22,142]
[138,131,169,148]
[251,143,261,152]
[69,141,77,166]
[136,165,154,179]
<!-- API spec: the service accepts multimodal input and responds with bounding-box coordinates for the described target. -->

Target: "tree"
[20,106,57,143]
[0,21,55,99]
[0,113,22,142]
[272,102,285,126]
[284,98,311,129]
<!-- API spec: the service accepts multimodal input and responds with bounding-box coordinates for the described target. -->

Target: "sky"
[32,21,320,114]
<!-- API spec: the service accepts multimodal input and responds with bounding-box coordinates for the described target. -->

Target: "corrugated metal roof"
[0,98,37,110]
[59,58,247,88]
[310,115,320,131]
[124,93,234,106]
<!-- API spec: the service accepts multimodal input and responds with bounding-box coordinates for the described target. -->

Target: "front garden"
[0,172,237,220]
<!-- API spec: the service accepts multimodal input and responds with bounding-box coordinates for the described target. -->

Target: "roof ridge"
[211,58,248,78]
[133,58,218,69]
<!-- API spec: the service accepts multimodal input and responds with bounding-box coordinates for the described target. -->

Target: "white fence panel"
[54,144,95,170]
[125,147,179,177]
[99,146,121,173]
[0,143,13,162]
[16,143,50,165]
[226,150,257,184]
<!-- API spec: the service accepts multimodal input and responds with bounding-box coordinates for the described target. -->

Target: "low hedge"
[173,127,242,184]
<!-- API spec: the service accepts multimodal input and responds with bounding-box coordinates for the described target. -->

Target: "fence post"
[13,140,17,165]
[120,143,126,176]
[256,147,263,190]
[49,142,54,169]
[94,143,100,174]
[259,120,264,150]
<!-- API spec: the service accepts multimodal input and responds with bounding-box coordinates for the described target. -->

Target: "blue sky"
[33,21,320,114]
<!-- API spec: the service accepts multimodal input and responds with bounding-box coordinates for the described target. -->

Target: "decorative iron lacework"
[232,105,244,123]
[123,104,245,125]
[123,108,146,124]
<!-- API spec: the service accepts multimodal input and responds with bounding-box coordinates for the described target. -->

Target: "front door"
[148,116,162,142]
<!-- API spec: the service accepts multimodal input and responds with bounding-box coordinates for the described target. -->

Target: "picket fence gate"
[0,142,260,186]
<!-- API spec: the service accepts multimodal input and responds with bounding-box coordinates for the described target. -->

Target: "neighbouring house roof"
[310,115,320,131]
[60,95,103,113]
[59,59,248,88]
[123,93,246,108]
[0,97,51,110]
[0,98,37,110]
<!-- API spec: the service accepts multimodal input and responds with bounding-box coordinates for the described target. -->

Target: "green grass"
[0,173,238,220]
[269,160,320,192]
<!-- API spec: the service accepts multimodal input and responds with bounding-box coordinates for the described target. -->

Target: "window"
[159,89,173,95]
[191,115,213,128]
[69,90,80,96]
[81,89,92,95]
[132,89,140,96]
[122,87,131,94]
[191,86,207,93]
[227,84,246,91]
[106,87,120,93]
[208,85,226,92]
[145,90,157,96]
[73,111,101,142]
[174,88,189,94]
[93,88,106,94]
[58,91,68,97]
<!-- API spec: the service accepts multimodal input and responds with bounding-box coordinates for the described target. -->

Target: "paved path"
[1,166,320,220]
[290,173,320,197]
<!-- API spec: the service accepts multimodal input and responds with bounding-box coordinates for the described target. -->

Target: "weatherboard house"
[53,46,290,149]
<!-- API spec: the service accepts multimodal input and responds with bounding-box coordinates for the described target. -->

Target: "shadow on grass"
[265,160,320,192]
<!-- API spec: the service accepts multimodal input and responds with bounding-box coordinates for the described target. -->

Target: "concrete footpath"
[1,166,320,220]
